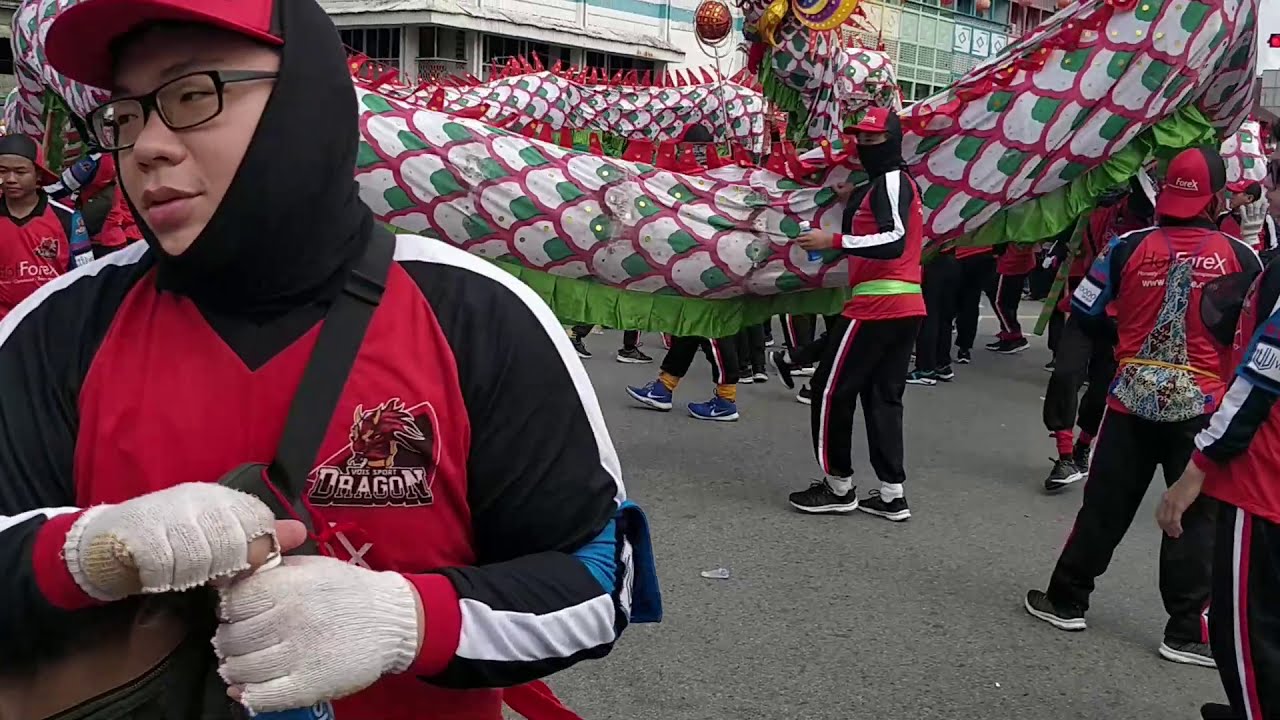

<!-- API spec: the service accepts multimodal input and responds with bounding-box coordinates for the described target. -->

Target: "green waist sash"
[850,279,922,296]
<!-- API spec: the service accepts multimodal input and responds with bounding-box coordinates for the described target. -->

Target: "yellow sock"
[659,371,680,392]
[716,384,737,403]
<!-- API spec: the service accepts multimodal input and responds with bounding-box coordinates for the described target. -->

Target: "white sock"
[825,476,854,495]
[879,482,904,502]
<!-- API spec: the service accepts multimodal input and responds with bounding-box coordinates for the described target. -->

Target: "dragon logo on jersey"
[33,237,58,259]
[309,398,438,507]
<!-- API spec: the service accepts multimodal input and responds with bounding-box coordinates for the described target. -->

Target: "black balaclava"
[856,112,905,179]
[119,0,371,320]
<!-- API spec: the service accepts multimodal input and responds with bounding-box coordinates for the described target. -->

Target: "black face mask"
[118,0,372,320]
[856,113,905,178]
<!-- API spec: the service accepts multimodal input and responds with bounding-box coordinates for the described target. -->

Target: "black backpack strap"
[267,226,396,520]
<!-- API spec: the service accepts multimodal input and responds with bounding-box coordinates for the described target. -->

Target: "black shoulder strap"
[267,226,396,507]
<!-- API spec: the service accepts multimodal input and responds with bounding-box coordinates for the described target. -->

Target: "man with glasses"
[0,1,654,719]
[0,134,94,318]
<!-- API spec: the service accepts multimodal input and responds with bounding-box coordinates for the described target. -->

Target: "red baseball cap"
[1156,147,1226,219]
[45,0,284,90]
[845,107,893,134]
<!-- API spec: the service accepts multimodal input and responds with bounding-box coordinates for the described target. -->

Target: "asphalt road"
[545,314,1225,720]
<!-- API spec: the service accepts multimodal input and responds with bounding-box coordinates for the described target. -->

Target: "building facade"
[320,0,744,83]
[843,0,1048,103]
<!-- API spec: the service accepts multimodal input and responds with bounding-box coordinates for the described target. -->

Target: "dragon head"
[349,399,427,469]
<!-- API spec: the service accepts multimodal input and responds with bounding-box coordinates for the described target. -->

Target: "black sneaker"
[616,347,653,364]
[984,339,1004,352]
[764,334,775,347]
[858,490,911,521]
[738,372,755,384]
[1159,640,1216,668]
[1072,441,1091,472]
[753,371,768,383]
[1044,358,1056,372]
[1024,590,1087,631]
[571,335,592,359]
[906,369,938,386]
[936,365,955,381]
[1200,703,1241,720]
[1043,458,1084,494]
[796,384,812,405]
[956,348,972,364]
[999,337,1030,354]
[788,480,859,514]
[770,350,795,389]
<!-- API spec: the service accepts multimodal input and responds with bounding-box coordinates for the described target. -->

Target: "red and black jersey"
[995,243,1036,276]
[1195,260,1280,524]
[0,235,647,719]
[1071,219,1262,415]
[954,245,992,260]
[1219,211,1245,242]
[830,169,926,321]
[0,194,89,318]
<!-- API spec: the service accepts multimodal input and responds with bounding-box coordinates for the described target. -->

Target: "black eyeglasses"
[88,70,278,151]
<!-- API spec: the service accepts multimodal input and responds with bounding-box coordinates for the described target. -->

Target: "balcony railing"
[417,57,468,83]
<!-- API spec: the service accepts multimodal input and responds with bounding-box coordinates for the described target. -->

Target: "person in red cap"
[1025,147,1261,669]
[0,1,657,719]
[0,134,95,318]
[786,107,926,521]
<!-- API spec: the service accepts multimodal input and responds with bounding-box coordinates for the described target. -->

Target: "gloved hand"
[214,555,421,712]
[64,482,279,600]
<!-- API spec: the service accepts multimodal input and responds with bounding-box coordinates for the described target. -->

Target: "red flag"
[452,105,488,120]
[551,60,563,74]
[675,69,689,86]
[536,123,554,142]
[640,69,651,85]
[426,87,446,111]
[587,67,599,84]
[610,70,624,85]
[731,142,754,166]
[520,121,541,138]
[705,145,729,169]
[588,133,604,156]
[676,146,704,173]
[655,141,679,170]
[700,68,716,84]
[368,69,398,90]
[622,138,656,163]
[532,54,545,72]
[624,69,639,85]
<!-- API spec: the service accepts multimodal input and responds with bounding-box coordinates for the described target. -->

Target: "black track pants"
[660,335,739,384]
[1046,411,1214,643]
[810,315,920,482]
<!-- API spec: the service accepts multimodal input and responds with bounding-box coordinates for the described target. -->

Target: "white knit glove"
[214,555,421,712]
[64,483,279,600]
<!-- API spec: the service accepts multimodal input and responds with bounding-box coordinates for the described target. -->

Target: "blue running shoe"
[626,380,673,411]
[688,395,739,421]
